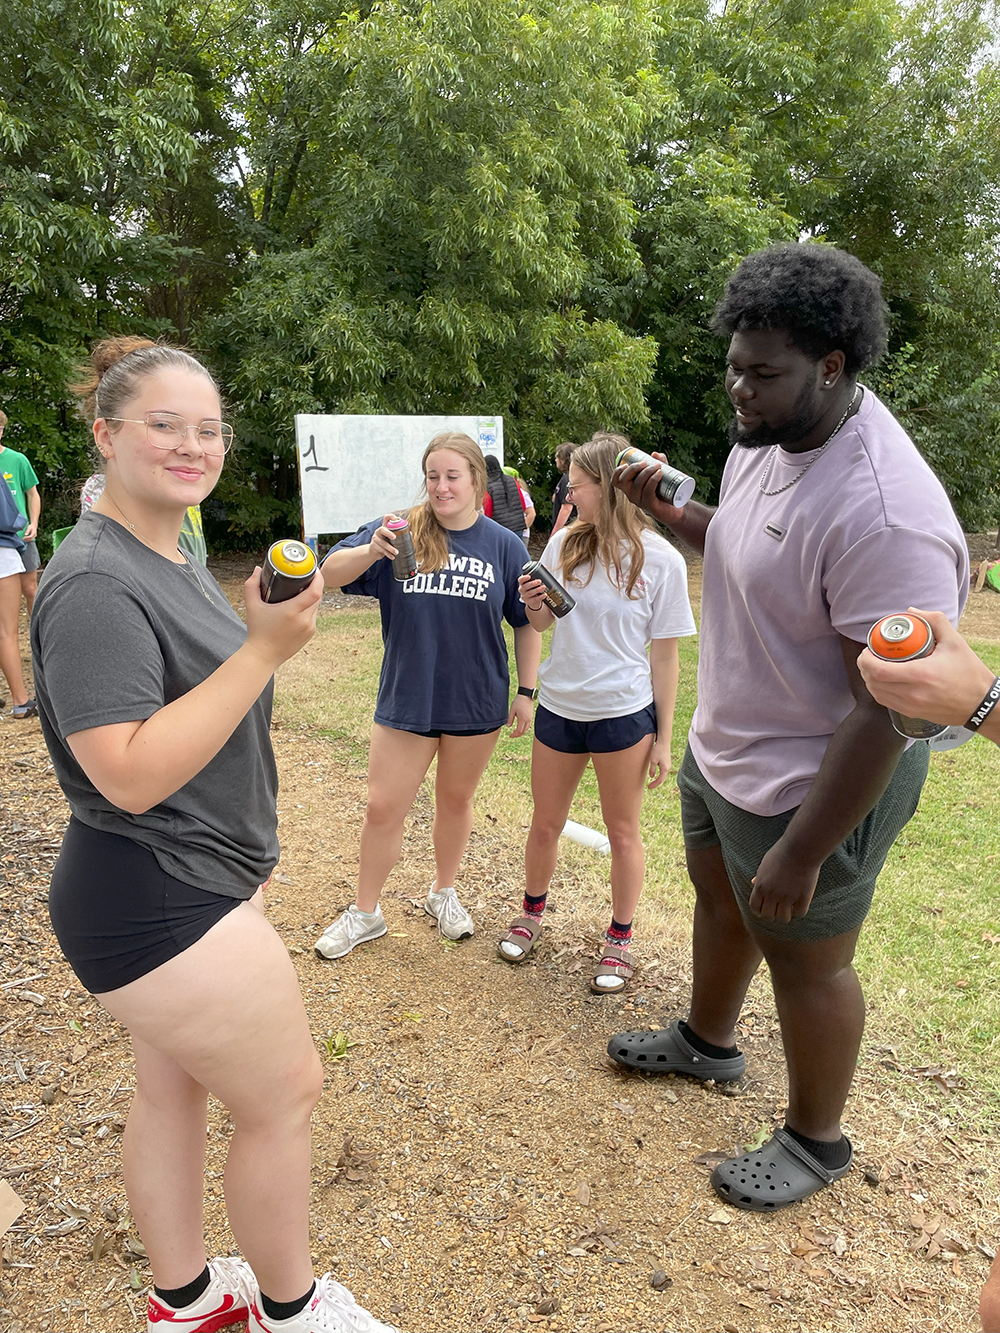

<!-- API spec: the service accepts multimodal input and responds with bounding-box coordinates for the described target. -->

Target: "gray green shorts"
[677,741,930,942]
[20,540,40,573]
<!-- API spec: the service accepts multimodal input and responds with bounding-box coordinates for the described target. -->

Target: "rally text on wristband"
[966,677,1000,732]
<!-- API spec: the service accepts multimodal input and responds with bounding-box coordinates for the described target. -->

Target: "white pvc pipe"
[561,819,611,855]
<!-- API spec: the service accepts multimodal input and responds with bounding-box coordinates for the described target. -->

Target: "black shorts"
[402,726,500,739]
[49,818,244,994]
[535,702,657,754]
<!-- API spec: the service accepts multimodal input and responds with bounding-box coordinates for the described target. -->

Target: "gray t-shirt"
[31,513,278,896]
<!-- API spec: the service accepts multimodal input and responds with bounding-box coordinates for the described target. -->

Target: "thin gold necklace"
[102,496,214,603]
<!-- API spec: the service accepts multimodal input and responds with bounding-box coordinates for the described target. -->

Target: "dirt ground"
[3,542,1000,1333]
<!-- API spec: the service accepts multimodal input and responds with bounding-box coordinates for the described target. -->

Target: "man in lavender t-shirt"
[607,243,968,1213]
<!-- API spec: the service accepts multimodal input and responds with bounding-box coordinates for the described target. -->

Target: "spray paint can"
[386,516,418,581]
[866,613,948,739]
[260,539,318,603]
[522,559,576,618]
[615,447,696,508]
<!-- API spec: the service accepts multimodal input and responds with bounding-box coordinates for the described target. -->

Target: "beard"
[729,380,825,450]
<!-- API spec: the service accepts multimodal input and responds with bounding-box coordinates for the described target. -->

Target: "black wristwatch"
[517,685,538,701]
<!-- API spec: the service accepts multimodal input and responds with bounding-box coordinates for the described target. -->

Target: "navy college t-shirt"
[333,515,530,732]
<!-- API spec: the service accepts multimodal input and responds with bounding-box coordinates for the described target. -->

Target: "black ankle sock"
[260,1284,315,1323]
[678,1019,740,1061]
[523,890,547,916]
[784,1126,852,1169]
[155,1266,210,1309]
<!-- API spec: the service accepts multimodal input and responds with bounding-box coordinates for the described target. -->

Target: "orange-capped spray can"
[866,613,947,739]
[260,539,318,603]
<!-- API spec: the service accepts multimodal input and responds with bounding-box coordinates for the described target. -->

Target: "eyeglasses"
[566,480,599,498]
[104,412,234,456]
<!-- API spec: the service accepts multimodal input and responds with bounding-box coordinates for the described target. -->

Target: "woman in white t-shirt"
[498,434,696,992]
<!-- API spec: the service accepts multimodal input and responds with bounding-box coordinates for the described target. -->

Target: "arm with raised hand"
[612,452,714,553]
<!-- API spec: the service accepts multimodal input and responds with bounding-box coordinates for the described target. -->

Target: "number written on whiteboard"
[302,435,329,473]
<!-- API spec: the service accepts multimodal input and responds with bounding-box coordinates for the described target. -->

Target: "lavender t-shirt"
[689,388,968,817]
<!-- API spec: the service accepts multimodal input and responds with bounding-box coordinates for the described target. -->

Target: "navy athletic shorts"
[534,702,657,754]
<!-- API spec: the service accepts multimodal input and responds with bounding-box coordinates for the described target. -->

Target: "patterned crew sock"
[523,891,547,919]
[606,916,633,948]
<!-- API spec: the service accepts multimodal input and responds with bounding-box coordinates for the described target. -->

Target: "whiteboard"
[295,414,503,535]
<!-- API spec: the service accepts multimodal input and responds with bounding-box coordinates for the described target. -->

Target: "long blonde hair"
[559,433,657,599]
[407,433,487,573]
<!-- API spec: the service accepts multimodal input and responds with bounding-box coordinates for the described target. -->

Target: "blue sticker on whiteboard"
[477,418,497,453]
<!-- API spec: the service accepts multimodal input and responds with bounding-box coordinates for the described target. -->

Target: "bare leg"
[524,739,590,898]
[686,843,762,1048]
[0,573,28,705]
[592,735,655,926]
[355,725,438,912]
[97,895,323,1301]
[19,569,37,618]
[755,925,864,1141]
[432,730,503,888]
[123,1040,209,1286]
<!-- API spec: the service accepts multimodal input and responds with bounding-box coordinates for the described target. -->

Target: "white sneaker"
[424,884,474,941]
[147,1255,255,1332]
[248,1273,400,1332]
[314,905,387,960]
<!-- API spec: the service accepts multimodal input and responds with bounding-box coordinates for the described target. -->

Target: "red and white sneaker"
[248,1273,400,1332]
[147,1256,255,1332]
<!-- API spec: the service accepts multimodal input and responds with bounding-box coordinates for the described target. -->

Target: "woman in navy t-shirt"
[315,432,541,959]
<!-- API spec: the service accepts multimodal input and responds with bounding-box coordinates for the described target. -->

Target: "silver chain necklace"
[758,387,860,496]
[103,496,214,603]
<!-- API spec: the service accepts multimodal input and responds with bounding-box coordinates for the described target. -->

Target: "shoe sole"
[314,924,387,960]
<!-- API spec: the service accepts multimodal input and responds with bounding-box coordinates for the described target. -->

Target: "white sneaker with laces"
[248,1273,400,1333]
[147,1255,255,1332]
[424,883,474,940]
[314,905,387,960]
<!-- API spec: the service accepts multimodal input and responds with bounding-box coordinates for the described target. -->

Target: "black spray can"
[615,446,696,507]
[522,559,576,618]
[387,516,418,581]
[260,539,318,603]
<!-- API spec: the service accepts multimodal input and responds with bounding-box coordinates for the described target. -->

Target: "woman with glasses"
[498,434,696,993]
[31,337,396,1333]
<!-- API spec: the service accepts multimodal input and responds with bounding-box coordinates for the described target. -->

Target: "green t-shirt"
[1,446,39,539]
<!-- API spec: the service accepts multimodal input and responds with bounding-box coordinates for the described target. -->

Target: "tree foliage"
[3,0,1000,539]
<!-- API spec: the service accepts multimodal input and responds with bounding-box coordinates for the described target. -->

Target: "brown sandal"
[590,943,635,994]
[498,914,543,963]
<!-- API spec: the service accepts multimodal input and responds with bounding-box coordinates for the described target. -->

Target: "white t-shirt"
[537,528,696,722]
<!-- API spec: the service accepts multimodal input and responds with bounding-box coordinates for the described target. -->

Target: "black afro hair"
[711,242,888,377]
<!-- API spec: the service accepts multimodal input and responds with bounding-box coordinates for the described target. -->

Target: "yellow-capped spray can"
[260,540,318,603]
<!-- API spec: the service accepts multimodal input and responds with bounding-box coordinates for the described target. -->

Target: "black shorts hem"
[49,819,245,994]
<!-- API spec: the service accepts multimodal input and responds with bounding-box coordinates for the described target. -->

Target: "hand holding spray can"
[615,447,696,508]
[386,516,418,581]
[521,559,576,618]
[260,539,318,603]
[866,614,949,739]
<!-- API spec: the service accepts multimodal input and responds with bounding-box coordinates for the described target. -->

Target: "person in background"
[551,442,577,535]
[82,468,207,565]
[34,336,392,1333]
[0,409,42,616]
[315,433,541,960]
[517,479,536,545]
[482,454,528,543]
[0,477,34,716]
[608,242,967,1213]
[499,434,695,991]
